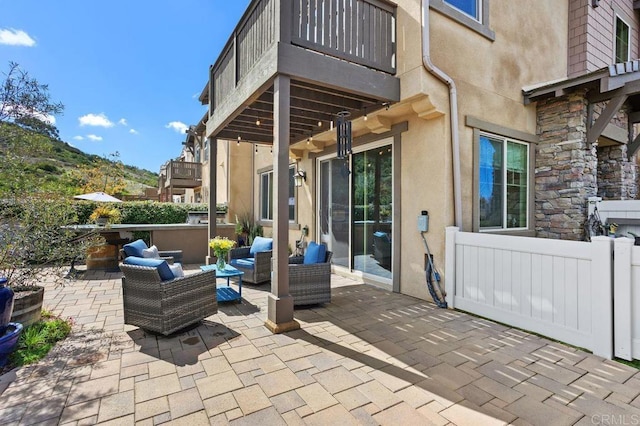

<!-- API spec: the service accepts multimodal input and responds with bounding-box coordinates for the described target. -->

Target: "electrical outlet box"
[418,211,429,232]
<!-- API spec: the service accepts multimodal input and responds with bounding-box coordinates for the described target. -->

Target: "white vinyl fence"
[445,227,613,359]
[613,237,640,361]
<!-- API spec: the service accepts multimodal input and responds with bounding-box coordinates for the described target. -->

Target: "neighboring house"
[195,0,639,327]
[526,0,640,240]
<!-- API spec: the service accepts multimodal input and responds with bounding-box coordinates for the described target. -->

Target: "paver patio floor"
[0,266,639,425]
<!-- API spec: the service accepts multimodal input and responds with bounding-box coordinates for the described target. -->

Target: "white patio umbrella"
[73,192,122,203]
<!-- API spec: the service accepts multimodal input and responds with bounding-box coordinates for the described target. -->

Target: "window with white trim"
[260,166,295,221]
[479,133,529,230]
[444,0,481,22]
[615,16,630,63]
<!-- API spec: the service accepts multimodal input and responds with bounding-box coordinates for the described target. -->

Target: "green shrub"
[8,310,73,367]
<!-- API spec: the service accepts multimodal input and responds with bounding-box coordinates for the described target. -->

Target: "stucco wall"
[392,0,569,298]
[222,0,573,302]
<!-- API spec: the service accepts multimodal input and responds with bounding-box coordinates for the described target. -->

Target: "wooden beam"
[277,43,400,102]
[587,95,628,145]
[629,133,640,156]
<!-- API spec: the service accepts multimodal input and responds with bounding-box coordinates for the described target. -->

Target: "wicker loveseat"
[288,243,333,306]
[120,264,217,336]
[229,237,273,284]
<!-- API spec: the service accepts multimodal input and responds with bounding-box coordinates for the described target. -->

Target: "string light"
[317,120,322,127]
[256,119,261,126]
[363,107,368,121]
[237,135,241,146]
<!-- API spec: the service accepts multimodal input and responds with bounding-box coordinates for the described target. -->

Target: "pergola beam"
[587,95,628,145]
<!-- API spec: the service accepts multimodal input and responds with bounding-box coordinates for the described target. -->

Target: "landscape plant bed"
[0,310,73,375]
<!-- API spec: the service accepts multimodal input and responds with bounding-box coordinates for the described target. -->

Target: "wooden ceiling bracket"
[587,94,628,145]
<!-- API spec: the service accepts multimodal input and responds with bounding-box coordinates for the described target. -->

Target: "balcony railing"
[165,160,202,185]
[210,0,396,111]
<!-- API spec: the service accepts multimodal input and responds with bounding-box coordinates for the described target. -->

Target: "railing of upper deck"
[166,161,202,182]
[210,0,396,111]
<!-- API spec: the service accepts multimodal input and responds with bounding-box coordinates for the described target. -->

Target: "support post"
[266,75,299,333]
[614,237,633,360]
[207,137,217,265]
[590,236,614,359]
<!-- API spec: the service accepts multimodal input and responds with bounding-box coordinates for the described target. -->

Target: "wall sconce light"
[294,169,307,187]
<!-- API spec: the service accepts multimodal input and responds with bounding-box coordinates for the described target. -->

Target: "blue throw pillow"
[249,236,273,256]
[124,256,174,281]
[123,239,149,258]
[304,242,327,264]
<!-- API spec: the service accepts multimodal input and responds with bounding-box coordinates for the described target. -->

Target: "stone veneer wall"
[535,90,598,240]
[597,145,637,200]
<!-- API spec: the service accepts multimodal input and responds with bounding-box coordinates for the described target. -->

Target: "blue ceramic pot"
[0,278,15,336]
[0,323,23,367]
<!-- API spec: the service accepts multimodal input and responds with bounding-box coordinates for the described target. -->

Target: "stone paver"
[0,267,638,425]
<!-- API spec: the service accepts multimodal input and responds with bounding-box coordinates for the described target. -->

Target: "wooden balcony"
[204,0,400,144]
[163,160,202,189]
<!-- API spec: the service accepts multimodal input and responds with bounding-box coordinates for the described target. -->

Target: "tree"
[0,61,63,128]
[69,151,127,195]
[0,62,100,288]
[0,61,65,195]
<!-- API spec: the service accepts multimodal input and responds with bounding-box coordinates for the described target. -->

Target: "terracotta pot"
[11,286,44,327]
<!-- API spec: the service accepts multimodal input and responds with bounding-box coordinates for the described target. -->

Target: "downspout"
[422,0,463,229]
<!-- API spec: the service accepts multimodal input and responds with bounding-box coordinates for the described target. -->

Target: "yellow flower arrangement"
[208,236,236,269]
[89,205,121,225]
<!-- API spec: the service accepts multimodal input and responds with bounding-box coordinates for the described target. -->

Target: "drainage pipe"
[421,0,463,229]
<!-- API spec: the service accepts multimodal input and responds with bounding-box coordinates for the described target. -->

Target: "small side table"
[200,264,244,303]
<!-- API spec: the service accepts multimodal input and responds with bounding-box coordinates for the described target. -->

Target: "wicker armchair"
[288,251,333,306]
[120,264,217,336]
[229,246,272,285]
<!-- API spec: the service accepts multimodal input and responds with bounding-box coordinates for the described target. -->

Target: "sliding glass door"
[317,141,393,280]
[318,158,350,268]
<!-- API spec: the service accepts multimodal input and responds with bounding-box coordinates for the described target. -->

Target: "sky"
[0,0,251,173]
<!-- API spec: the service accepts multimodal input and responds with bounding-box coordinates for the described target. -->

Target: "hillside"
[0,122,158,195]
[49,138,159,189]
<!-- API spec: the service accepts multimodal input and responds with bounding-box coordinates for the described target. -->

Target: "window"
[479,133,528,230]
[432,0,493,40]
[444,0,480,22]
[615,16,630,63]
[260,166,295,221]
[203,138,210,162]
[194,146,201,163]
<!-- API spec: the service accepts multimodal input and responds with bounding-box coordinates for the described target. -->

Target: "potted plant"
[234,213,263,247]
[89,205,121,226]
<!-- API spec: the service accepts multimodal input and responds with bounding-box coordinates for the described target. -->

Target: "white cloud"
[86,134,103,142]
[0,29,36,47]
[0,103,55,123]
[72,135,84,141]
[79,113,114,128]
[118,118,128,126]
[129,128,138,135]
[165,121,188,134]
